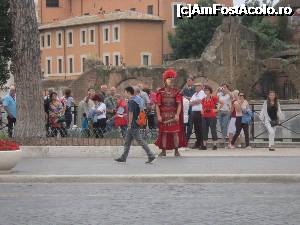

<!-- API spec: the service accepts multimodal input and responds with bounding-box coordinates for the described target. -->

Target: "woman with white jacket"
[259,91,284,151]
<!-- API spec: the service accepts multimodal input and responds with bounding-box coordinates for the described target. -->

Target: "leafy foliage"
[0,0,12,87]
[241,0,289,54]
[168,0,223,59]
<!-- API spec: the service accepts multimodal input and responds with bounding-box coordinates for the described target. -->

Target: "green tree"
[0,0,12,87]
[241,0,274,27]
[168,0,223,59]
[277,16,289,41]
[240,0,261,27]
[250,19,287,51]
[241,0,288,54]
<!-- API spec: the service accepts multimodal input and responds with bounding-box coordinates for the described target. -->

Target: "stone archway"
[115,77,154,92]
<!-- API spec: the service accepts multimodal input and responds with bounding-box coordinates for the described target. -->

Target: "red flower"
[0,140,20,151]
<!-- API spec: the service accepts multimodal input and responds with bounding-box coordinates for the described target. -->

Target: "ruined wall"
[42,17,300,101]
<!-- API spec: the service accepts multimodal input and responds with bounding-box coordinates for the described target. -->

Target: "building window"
[80,55,87,73]
[89,27,95,44]
[80,29,87,45]
[40,34,45,48]
[68,56,74,74]
[130,8,136,11]
[115,9,121,12]
[147,5,154,14]
[112,24,120,42]
[46,33,51,48]
[172,2,183,28]
[57,57,64,74]
[67,30,73,47]
[113,52,120,66]
[141,52,152,66]
[56,31,62,48]
[46,57,52,75]
[46,0,59,7]
[103,26,110,43]
[103,53,110,66]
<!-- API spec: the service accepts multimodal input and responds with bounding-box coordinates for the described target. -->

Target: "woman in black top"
[259,91,284,151]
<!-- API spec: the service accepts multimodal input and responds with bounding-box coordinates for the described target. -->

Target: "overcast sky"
[233,0,280,6]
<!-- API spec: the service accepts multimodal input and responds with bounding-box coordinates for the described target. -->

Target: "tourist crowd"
[0,73,285,151]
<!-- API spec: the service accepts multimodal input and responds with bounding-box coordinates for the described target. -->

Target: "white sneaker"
[245,146,252,150]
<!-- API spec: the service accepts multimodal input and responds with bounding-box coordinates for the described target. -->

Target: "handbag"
[241,110,253,124]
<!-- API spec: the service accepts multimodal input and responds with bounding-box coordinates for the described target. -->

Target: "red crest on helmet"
[163,69,177,81]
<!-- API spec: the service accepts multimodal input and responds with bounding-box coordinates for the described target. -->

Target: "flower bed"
[0,140,22,172]
[0,140,20,151]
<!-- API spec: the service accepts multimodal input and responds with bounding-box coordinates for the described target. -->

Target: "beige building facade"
[39,0,233,80]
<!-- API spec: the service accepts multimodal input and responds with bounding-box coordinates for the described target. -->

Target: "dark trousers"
[231,117,250,147]
[51,127,67,137]
[45,115,51,137]
[147,113,156,129]
[7,116,16,138]
[65,108,72,129]
[203,117,218,141]
[186,109,193,140]
[192,111,203,147]
[120,128,155,160]
[93,118,107,138]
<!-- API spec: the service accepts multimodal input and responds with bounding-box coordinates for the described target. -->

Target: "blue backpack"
[241,110,254,124]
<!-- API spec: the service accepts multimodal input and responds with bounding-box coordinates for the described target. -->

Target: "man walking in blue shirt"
[114,86,156,164]
[2,86,17,138]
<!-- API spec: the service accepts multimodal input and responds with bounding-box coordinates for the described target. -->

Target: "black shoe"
[269,148,275,151]
[201,146,207,150]
[191,144,200,149]
[212,146,218,150]
[158,151,167,157]
[114,158,126,163]
[145,156,156,164]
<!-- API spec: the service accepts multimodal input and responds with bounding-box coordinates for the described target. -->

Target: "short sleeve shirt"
[218,93,231,112]
[190,90,206,111]
[201,96,218,118]
[2,95,16,118]
[104,96,117,111]
[65,97,74,108]
[128,99,140,128]
[96,103,106,120]
[182,86,195,98]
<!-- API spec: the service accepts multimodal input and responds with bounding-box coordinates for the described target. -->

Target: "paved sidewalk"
[21,145,300,158]
[1,150,300,183]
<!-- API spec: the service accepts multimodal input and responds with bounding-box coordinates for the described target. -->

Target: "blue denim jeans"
[218,111,231,140]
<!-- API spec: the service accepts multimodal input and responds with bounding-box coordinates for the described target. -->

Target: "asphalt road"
[0,183,300,225]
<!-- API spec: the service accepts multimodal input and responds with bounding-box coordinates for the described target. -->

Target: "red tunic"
[155,87,187,150]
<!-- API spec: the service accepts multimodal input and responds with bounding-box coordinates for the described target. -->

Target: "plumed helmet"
[163,69,177,82]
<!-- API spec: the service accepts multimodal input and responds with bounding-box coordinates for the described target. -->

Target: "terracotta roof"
[39,11,163,30]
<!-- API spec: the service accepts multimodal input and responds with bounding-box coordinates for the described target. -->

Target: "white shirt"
[94,103,106,121]
[218,93,231,112]
[183,97,190,124]
[190,90,206,112]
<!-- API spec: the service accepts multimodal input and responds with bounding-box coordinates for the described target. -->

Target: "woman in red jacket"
[201,85,219,150]
[114,94,128,138]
